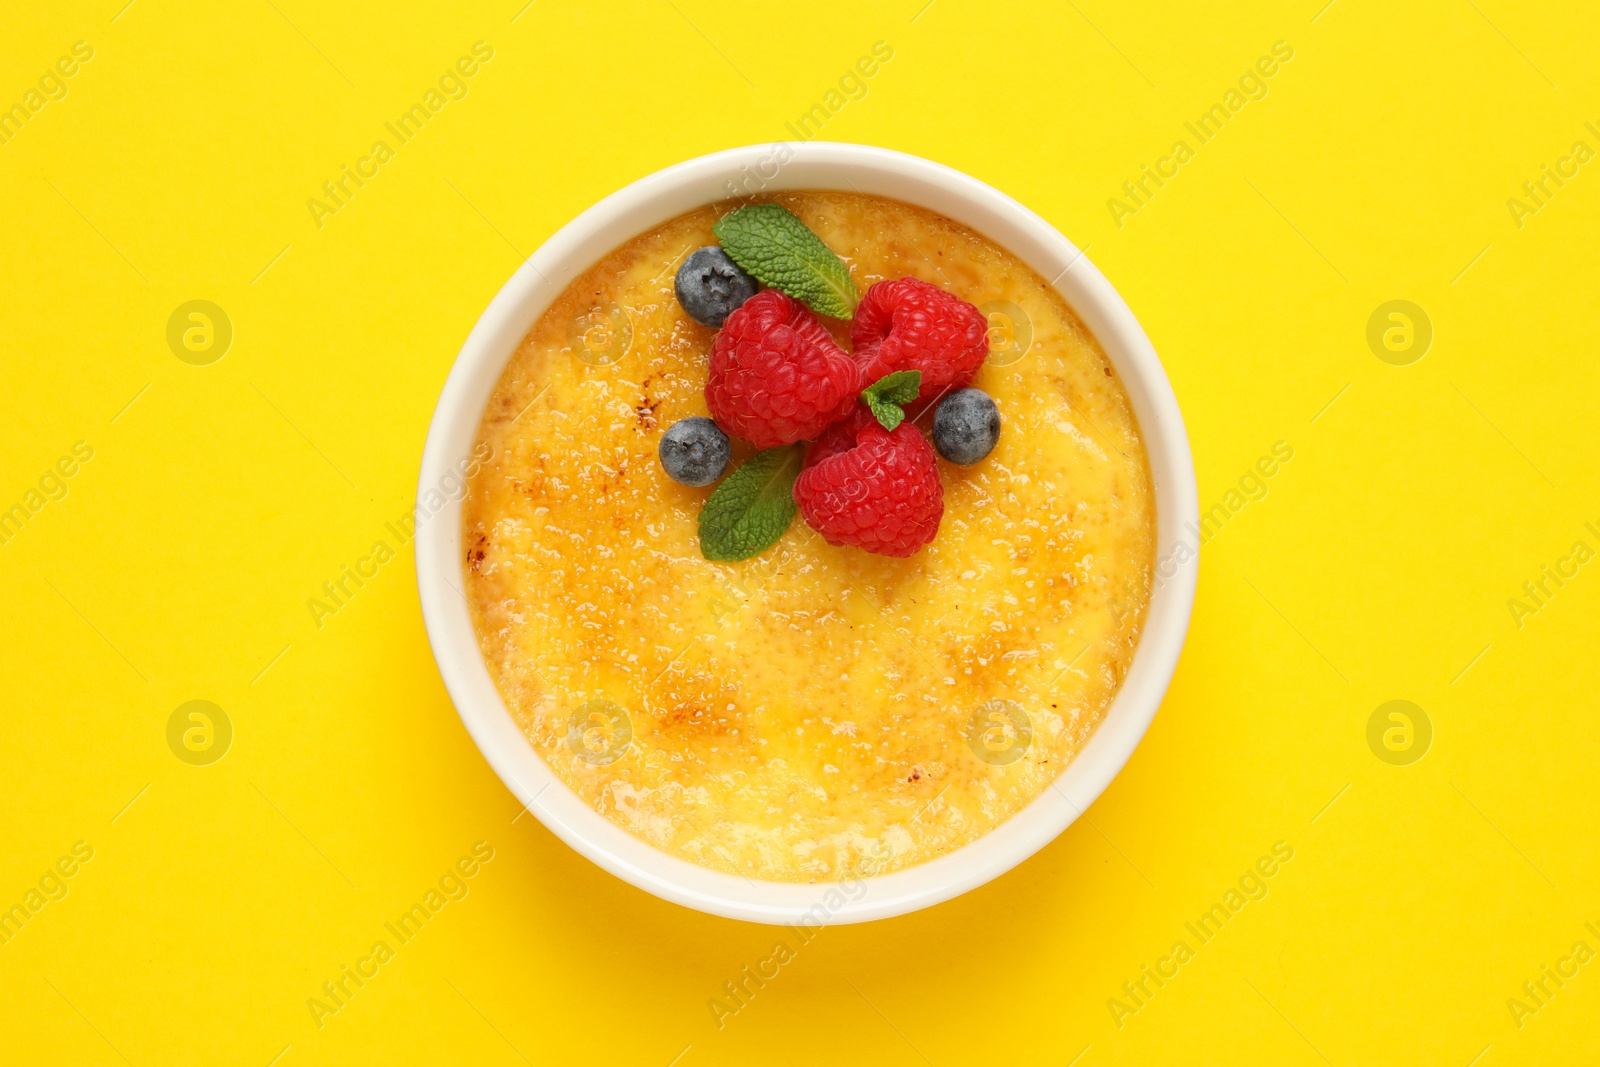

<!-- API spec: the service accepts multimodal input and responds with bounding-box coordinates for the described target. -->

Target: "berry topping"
[931,388,1001,465]
[851,278,989,404]
[674,246,759,328]
[793,407,944,557]
[705,289,860,449]
[658,416,731,486]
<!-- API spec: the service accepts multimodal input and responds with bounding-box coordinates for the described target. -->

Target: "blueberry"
[932,388,1001,465]
[674,246,759,328]
[659,417,731,486]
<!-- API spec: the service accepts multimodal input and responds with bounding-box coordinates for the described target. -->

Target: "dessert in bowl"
[418,144,1197,923]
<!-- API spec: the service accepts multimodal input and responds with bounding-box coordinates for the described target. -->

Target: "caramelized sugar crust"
[464,192,1153,882]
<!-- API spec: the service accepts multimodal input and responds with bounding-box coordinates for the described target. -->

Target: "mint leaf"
[860,370,922,431]
[713,204,858,319]
[698,445,804,561]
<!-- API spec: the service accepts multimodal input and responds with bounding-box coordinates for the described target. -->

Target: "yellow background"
[4,0,1597,1063]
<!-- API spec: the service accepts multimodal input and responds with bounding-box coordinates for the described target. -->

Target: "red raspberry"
[852,278,989,404]
[793,407,944,557]
[705,290,860,448]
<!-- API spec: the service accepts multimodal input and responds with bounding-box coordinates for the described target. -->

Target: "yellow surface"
[2,1,1596,1063]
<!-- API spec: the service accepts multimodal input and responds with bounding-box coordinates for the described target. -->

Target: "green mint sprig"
[697,444,804,561]
[860,370,922,432]
[713,204,858,319]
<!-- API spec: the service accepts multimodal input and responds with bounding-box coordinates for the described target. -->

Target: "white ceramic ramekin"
[416,143,1197,925]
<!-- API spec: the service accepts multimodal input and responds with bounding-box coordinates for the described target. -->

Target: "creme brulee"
[463,191,1153,882]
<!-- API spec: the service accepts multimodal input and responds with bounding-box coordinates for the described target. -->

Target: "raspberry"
[793,407,944,557]
[852,278,989,404]
[705,290,860,449]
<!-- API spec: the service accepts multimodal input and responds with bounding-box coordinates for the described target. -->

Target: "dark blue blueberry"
[658,417,731,487]
[674,246,759,328]
[932,388,1001,465]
